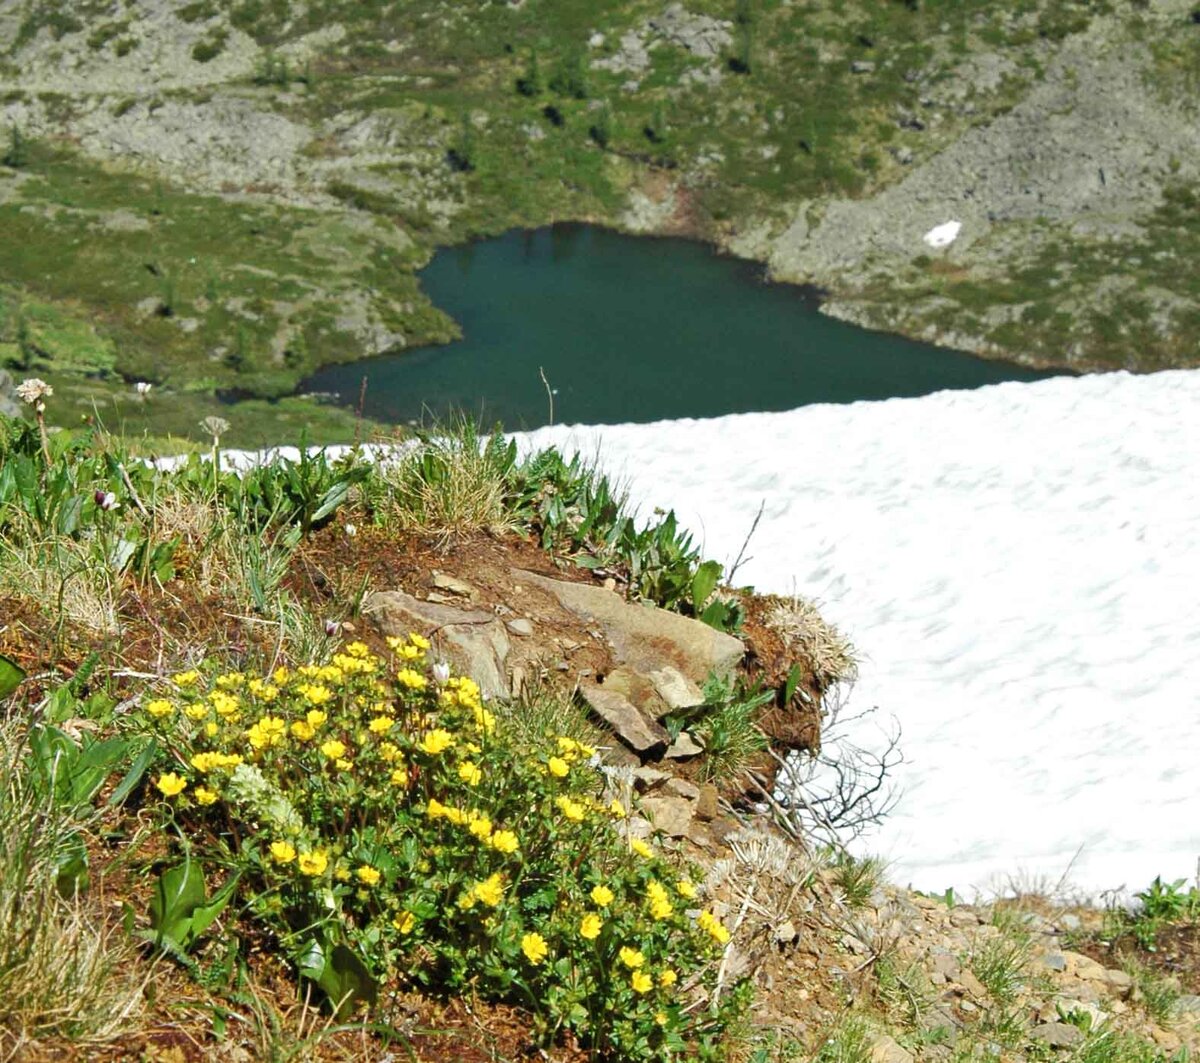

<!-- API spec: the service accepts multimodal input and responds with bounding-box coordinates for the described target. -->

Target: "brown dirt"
[1075,922,1200,994]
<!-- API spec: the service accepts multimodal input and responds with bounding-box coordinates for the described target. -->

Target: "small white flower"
[344,523,357,538]
[324,619,341,637]
[432,660,451,686]
[134,381,153,396]
[15,378,52,405]
[93,490,119,512]
[200,415,230,443]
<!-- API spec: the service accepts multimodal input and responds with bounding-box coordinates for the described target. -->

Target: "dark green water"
[307,225,1055,429]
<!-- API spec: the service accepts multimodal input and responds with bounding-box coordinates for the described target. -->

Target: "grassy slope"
[0,0,1197,441]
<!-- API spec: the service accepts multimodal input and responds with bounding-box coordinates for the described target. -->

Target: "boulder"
[364,590,511,699]
[664,730,705,760]
[515,570,744,684]
[869,1035,914,1063]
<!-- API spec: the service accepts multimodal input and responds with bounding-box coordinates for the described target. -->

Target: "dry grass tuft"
[0,720,148,1054]
[383,425,516,542]
[766,596,859,691]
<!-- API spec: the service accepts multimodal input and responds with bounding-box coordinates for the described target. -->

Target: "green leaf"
[691,560,722,611]
[149,859,207,946]
[0,654,24,699]
[783,661,803,706]
[107,739,157,808]
[297,938,377,1018]
[186,872,240,942]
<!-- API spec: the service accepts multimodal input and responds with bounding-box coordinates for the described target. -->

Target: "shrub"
[127,640,747,1058]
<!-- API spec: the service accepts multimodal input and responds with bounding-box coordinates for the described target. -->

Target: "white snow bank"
[923,220,962,248]
[514,369,1200,899]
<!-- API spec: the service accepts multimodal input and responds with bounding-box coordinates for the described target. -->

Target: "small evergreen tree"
[2,125,28,169]
[549,49,589,99]
[517,48,542,97]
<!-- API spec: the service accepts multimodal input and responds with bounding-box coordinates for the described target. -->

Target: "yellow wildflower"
[334,867,351,882]
[554,796,585,822]
[472,873,504,908]
[419,729,454,755]
[547,756,569,778]
[247,715,286,750]
[472,705,496,733]
[290,720,315,741]
[490,830,519,855]
[204,721,219,737]
[390,768,408,787]
[618,946,645,969]
[608,799,627,819]
[215,672,245,690]
[272,665,290,686]
[146,698,174,719]
[247,678,279,702]
[631,838,653,858]
[676,879,698,900]
[209,691,241,718]
[172,669,200,687]
[185,704,208,721]
[379,741,401,762]
[521,932,548,965]
[334,758,353,772]
[697,911,731,944]
[306,709,327,728]
[467,815,493,842]
[393,911,416,934]
[320,739,347,760]
[396,668,428,691]
[194,786,218,806]
[301,683,333,706]
[425,798,447,819]
[655,1012,668,1026]
[355,866,382,887]
[297,850,328,876]
[660,968,678,987]
[580,913,603,941]
[368,715,395,734]
[458,761,483,786]
[591,885,615,907]
[156,772,187,797]
[408,632,431,650]
[631,970,653,994]
[270,840,296,864]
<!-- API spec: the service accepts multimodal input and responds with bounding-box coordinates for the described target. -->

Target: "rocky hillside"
[0,0,1198,439]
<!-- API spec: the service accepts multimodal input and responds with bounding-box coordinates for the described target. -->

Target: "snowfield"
[515,369,1200,899]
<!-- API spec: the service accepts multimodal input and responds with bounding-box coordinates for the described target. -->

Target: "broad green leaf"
[691,559,722,610]
[149,860,207,945]
[186,873,240,942]
[0,654,24,699]
[107,739,157,807]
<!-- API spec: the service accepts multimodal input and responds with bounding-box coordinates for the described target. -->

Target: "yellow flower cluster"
[697,910,731,945]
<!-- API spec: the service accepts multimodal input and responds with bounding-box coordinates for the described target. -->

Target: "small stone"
[694,783,720,822]
[956,970,986,1000]
[870,1034,913,1063]
[1058,913,1082,931]
[949,908,980,928]
[632,766,671,791]
[663,777,700,801]
[432,572,478,598]
[664,731,704,759]
[584,686,670,751]
[647,666,705,712]
[1039,952,1068,972]
[775,920,797,945]
[505,618,534,636]
[641,795,694,837]
[851,60,876,74]
[1103,968,1133,993]
[1062,951,1108,982]
[1030,1022,1083,1048]
[1174,994,1200,1019]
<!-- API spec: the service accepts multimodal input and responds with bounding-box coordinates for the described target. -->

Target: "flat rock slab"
[514,569,744,684]
[364,590,510,700]
[581,683,669,757]
[641,794,694,838]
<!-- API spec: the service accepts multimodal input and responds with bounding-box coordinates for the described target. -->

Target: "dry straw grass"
[0,720,148,1055]
[766,595,859,692]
